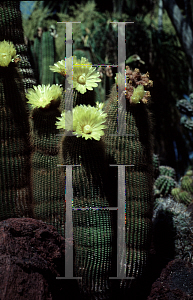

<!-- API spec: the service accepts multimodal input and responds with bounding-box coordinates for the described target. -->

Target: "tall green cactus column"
[0,45,34,220]
[26,84,65,236]
[53,57,112,298]
[57,105,112,299]
[0,0,37,221]
[103,67,154,291]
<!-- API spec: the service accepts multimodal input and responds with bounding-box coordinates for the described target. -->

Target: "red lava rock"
[0,218,80,300]
[147,259,193,300]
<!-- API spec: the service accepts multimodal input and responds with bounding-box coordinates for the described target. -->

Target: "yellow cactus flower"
[49,59,66,76]
[49,56,92,77]
[50,56,100,94]
[26,84,63,109]
[66,56,92,74]
[0,40,17,67]
[67,65,101,94]
[55,110,78,132]
[55,105,107,141]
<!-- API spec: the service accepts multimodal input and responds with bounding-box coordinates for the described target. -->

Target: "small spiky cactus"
[171,169,193,205]
[154,175,177,197]
[159,165,176,179]
[181,174,193,193]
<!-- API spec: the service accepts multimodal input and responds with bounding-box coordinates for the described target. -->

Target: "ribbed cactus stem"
[0,64,34,220]
[59,135,112,298]
[29,102,65,236]
[0,1,35,220]
[102,76,154,288]
[60,88,96,112]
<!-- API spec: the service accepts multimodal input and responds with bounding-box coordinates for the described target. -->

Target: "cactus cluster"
[0,2,156,299]
[171,169,193,205]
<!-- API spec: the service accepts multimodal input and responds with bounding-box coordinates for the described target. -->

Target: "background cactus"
[30,26,58,86]
[102,67,154,291]
[41,29,55,85]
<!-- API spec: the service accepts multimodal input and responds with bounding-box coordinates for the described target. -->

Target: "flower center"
[83,124,92,134]
[1,53,8,58]
[77,74,86,84]
[39,96,46,103]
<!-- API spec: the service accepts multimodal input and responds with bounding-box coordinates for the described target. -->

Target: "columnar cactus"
[53,59,112,298]
[26,84,66,236]
[102,67,154,287]
[0,1,35,221]
[0,46,34,220]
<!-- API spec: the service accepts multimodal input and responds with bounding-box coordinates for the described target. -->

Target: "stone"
[147,259,193,299]
[0,218,80,299]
